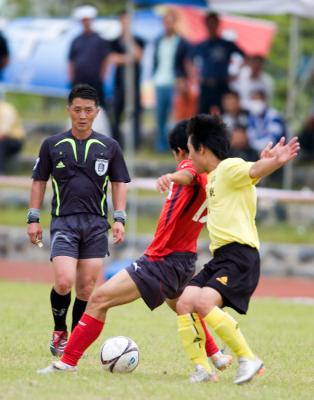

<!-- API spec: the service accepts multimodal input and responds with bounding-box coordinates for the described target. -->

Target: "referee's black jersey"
[32,130,130,217]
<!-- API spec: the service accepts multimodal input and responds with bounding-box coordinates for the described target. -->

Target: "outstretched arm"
[156,170,194,193]
[250,137,300,179]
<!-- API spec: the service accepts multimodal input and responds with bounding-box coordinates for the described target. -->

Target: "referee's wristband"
[113,217,125,225]
[27,218,40,224]
[27,208,40,224]
[113,210,127,225]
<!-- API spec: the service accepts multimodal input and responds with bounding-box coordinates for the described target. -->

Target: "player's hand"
[260,137,300,164]
[27,222,43,245]
[156,173,173,193]
[112,221,125,244]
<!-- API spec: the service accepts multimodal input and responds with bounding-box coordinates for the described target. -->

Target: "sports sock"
[199,317,219,357]
[71,298,88,332]
[61,312,104,366]
[50,288,71,331]
[177,313,212,373]
[204,306,254,359]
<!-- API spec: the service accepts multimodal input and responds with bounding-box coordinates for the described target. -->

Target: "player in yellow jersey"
[176,114,300,384]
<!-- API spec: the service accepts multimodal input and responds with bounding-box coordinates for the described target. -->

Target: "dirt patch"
[0,258,313,298]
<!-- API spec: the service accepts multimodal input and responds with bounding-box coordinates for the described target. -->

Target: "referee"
[27,84,130,357]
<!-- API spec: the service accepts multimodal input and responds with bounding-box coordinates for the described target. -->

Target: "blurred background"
[1,0,314,282]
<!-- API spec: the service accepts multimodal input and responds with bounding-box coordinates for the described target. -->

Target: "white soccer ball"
[100,336,139,373]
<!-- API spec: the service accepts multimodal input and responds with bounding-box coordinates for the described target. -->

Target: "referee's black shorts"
[188,242,260,314]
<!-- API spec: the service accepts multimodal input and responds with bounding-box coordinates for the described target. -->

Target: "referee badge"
[95,159,108,176]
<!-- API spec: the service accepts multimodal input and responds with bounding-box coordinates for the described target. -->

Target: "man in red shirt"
[38,120,231,377]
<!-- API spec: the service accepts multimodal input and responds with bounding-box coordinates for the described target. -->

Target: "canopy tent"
[134,0,314,18]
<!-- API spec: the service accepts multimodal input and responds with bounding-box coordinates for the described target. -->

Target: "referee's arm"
[27,180,47,245]
[111,181,127,244]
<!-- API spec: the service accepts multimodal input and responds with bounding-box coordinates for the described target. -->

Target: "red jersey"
[145,160,207,257]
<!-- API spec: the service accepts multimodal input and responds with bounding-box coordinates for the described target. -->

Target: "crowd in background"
[0,5,313,175]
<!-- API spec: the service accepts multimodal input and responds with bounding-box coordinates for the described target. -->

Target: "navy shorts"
[188,243,260,314]
[126,252,197,310]
[50,214,110,260]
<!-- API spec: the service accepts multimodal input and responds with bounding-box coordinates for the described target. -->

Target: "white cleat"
[189,365,218,383]
[210,353,233,371]
[233,356,264,385]
[37,360,77,375]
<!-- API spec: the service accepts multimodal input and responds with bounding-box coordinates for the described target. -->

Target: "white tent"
[134,0,314,17]
[209,0,314,18]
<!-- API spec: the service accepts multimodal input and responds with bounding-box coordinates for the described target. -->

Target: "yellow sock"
[204,306,255,359]
[177,314,212,372]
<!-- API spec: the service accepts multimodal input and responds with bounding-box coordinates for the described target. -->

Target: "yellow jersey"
[206,158,260,254]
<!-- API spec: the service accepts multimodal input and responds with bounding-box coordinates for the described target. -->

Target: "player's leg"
[176,286,216,381]
[59,269,140,367]
[196,287,263,384]
[38,268,141,373]
[50,255,77,356]
[166,298,232,370]
[197,244,263,384]
[71,258,103,331]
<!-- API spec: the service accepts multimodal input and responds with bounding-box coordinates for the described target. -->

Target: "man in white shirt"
[232,55,273,110]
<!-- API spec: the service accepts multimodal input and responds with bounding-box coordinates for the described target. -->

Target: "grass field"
[1,281,313,400]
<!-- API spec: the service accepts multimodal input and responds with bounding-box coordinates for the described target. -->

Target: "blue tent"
[1,11,165,97]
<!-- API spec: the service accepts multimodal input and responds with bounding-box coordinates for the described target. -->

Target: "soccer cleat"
[37,360,77,375]
[210,352,233,371]
[189,365,218,383]
[233,356,264,385]
[50,330,68,357]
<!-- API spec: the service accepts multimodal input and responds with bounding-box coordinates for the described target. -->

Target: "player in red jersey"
[38,120,232,376]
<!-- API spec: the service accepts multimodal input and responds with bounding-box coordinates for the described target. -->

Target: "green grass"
[1,206,314,243]
[0,280,313,400]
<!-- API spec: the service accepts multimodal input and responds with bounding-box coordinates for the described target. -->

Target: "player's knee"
[76,281,97,301]
[194,296,216,318]
[55,279,73,295]
[88,288,112,313]
[176,296,194,314]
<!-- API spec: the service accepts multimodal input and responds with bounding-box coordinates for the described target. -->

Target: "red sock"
[200,318,219,357]
[61,313,104,366]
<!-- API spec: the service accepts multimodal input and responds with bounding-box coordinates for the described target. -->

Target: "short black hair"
[205,12,220,24]
[168,120,189,153]
[68,84,99,106]
[223,89,240,99]
[187,114,230,160]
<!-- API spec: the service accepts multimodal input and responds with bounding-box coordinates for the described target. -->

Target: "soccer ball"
[100,336,139,373]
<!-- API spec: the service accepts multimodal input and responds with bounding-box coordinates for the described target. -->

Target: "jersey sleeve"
[32,139,52,181]
[177,160,198,184]
[108,142,131,183]
[221,158,259,188]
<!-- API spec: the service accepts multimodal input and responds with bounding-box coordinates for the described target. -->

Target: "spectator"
[0,95,25,174]
[231,54,274,110]
[192,12,245,114]
[298,115,314,162]
[0,30,9,81]
[247,89,286,153]
[153,9,190,152]
[229,125,259,161]
[109,10,145,150]
[221,90,249,132]
[68,5,110,111]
